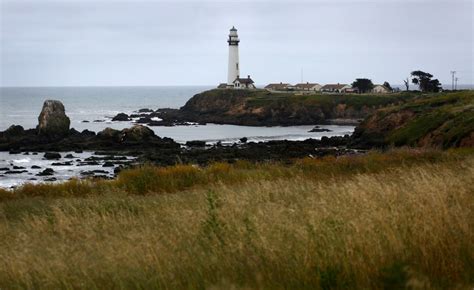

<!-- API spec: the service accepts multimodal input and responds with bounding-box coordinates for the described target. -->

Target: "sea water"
[0,86,354,143]
[0,86,355,187]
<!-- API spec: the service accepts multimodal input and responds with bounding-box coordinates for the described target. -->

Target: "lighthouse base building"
[217,26,256,90]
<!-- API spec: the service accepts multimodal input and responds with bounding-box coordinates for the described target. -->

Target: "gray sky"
[1,0,472,86]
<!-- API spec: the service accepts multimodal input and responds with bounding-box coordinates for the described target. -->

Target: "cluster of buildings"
[264,82,392,94]
[217,27,392,94]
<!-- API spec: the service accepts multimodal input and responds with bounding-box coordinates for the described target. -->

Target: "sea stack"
[37,100,71,138]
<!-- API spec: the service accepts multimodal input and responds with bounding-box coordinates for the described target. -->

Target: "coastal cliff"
[352,91,474,148]
[172,89,411,126]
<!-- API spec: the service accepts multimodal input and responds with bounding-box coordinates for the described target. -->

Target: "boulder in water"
[309,126,332,133]
[37,100,71,138]
[44,152,61,160]
[37,168,55,176]
[112,113,131,121]
[119,125,155,142]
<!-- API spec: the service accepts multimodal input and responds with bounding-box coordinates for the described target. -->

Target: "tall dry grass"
[0,148,470,200]
[0,150,472,289]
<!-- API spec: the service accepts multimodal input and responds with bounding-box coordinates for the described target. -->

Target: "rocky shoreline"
[1,123,358,186]
[0,99,364,186]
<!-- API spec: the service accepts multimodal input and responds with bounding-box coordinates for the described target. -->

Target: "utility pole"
[450,71,456,90]
[455,77,459,90]
[301,68,303,83]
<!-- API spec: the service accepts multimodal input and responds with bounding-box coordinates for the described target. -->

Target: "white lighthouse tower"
[227,26,240,86]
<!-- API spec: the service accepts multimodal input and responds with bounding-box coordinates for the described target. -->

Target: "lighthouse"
[227,26,240,86]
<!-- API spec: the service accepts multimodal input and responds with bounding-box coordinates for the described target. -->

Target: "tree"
[351,78,374,93]
[403,78,409,91]
[411,70,442,92]
[383,81,393,91]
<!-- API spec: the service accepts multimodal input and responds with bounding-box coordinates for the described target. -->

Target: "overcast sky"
[1,0,472,87]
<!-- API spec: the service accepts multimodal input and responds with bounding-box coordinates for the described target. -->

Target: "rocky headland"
[109,89,412,127]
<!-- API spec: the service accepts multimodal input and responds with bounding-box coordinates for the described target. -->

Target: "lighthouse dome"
[229,26,238,37]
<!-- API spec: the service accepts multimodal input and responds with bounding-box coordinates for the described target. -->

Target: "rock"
[5,170,27,174]
[69,128,81,136]
[309,126,332,133]
[240,137,248,143]
[82,120,90,123]
[97,127,121,140]
[112,113,131,121]
[44,152,61,160]
[64,154,75,159]
[31,165,41,169]
[37,168,55,176]
[77,161,100,166]
[0,167,9,171]
[135,117,152,124]
[51,161,73,166]
[44,177,57,182]
[81,169,109,176]
[37,100,71,138]
[12,166,26,170]
[81,129,96,137]
[3,125,25,138]
[102,161,115,167]
[119,125,155,142]
[93,120,105,123]
[138,108,154,113]
[186,140,206,147]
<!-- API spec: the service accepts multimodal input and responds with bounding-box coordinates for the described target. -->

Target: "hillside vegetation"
[0,148,473,289]
[179,89,414,125]
[352,91,474,148]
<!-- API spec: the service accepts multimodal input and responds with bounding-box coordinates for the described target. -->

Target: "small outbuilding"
[233,75,256,89]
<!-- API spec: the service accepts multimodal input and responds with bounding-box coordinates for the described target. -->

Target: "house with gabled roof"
[264,82,292,91]
[233,75,256,89]
[321,83,351,93]
[372,84,392,94]
[294,82,322,92]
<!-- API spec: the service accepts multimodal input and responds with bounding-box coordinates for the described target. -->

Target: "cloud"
[1,0,472,86]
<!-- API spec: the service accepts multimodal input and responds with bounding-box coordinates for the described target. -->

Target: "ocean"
[0,86,355,187]
[0,86,355,144]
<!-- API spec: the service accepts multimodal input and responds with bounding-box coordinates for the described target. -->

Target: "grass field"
[0,149,473,289]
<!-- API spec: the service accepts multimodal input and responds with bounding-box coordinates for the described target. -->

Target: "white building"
[227,26,240,86]
[372,84,392,94]
[264,83,292,91]
[294,82,322,91]
[233,75,256,89]
[321,84,351,93]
